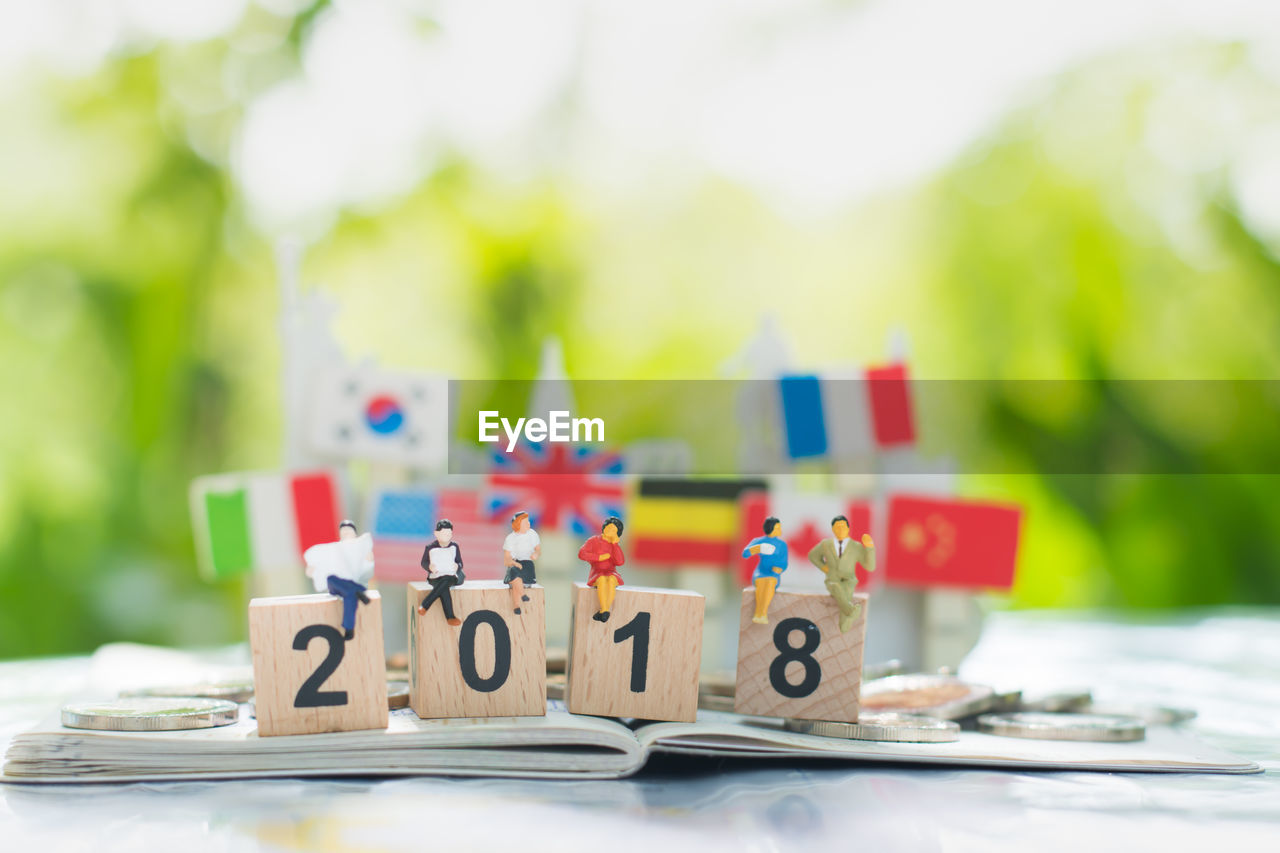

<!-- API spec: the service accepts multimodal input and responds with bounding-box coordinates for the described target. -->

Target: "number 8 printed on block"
[734,588,868,724]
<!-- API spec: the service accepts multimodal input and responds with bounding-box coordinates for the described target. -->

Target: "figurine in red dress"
[578,516,625,623]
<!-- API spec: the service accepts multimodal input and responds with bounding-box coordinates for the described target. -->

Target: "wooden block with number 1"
[565,582,704,722]
[734,588,867,723]
[408,580,546,718]
[249,592,389,737]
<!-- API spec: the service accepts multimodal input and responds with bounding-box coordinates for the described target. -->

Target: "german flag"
[630,479,767,567]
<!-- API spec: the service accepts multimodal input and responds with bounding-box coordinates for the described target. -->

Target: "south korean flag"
[306,365,448,468]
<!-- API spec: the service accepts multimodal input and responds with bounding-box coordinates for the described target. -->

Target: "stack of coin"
[63,698,240,731]
[120,679,255,704]
[1082,703,1195,725]
[976,711,1146,742]
[785,713,961,743]
[387,680,410,710]
[863,659,905,682]
[546,647,568,675]
[860,674,996,720]
[1019,689,1092,713]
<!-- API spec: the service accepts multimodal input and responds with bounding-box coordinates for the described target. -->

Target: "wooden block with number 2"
[565,583,704,722]
[249,592,389,737]
[734,588,867,723]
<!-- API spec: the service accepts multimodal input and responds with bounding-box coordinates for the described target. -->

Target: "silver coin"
[120,679,255,704]
[1019,689,1092,713]
[860,674,996,720]
[1084,703,1196,726]
[977,712,1146,742]
[990,690,1024,713]
[62,697,240,731]
[863,659,905,682]
[697,693,735,713]
[785,713,961,743]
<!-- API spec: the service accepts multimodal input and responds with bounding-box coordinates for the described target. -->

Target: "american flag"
[367,488,510,582]
[483,443,625,536]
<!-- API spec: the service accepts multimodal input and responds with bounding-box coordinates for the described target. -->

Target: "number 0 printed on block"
[249,592,389,737]
[733,589,867,723]
[565,583,704,722]
[407,580,546,719]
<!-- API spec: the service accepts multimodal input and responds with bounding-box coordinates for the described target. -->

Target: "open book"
[2,700,1259,782]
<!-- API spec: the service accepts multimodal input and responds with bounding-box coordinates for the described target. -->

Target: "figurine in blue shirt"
[743,516,788,625]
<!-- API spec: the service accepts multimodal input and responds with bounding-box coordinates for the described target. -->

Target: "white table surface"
[2,609,1278,851]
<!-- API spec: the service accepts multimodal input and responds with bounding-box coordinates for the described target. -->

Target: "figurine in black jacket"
[417,519,464,626]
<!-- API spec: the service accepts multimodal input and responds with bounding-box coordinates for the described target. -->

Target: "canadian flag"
[883,495,1022,590]
[737,491,874,589]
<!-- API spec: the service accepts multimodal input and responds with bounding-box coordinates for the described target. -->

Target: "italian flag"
[190,470,341,579]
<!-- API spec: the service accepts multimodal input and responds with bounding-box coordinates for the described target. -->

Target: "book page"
[3,701,645,782]
[634,710,1260,774]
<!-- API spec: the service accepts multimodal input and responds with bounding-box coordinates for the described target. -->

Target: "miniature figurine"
[807,514,875,633]
[578,516,625,623]
[743,516,788,625]
[417,519,464,626]
[502,511,541,615]
[303,520,374,640]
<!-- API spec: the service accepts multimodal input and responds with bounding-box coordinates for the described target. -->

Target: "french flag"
[779,362,916,461]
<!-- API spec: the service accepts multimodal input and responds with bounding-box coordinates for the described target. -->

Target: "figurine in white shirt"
[303,520,374,640]
[502,511,541,615]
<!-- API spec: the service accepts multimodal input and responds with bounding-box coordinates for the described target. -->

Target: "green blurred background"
[3,0,1280,658]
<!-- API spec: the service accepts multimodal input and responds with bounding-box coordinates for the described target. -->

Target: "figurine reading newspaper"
[304,520,375,639]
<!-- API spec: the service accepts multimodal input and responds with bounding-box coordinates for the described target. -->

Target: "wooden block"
[565,582,704,722]
[249,592,389,737]
[733,588,867,723]
[407,580,546,718]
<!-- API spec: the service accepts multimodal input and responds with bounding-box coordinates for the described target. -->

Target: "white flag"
[306,365,448,467]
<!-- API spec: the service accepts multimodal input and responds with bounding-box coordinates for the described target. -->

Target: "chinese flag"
[883,495,1022,590]
[865,363,915,447]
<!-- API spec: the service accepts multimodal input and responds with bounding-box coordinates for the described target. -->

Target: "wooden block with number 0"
[734,588,867,723]
[249,592,389,737]
[565,582,704,722]
[408,580,546,719]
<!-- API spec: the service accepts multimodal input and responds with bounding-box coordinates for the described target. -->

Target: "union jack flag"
[483,443,625,536]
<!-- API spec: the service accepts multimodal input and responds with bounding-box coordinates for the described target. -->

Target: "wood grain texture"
[733,588,867,723]
[407,580,546,719]
[565,582,704,722]
[249,592,389,737]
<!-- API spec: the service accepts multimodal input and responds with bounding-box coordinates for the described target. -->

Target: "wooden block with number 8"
[733,588,867,723]
[408,580,546,719]
[565,582,704,722]
[249,592,389,737]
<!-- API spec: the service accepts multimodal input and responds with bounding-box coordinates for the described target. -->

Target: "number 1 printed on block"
[566,583,703,723]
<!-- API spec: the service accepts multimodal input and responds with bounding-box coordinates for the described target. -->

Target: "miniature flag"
[737,491,873,588]
[778,363,916,462]
[306,365,448,467]
[883,495,1022,590]
[484,443,625,536]
[865,363,915,447]
[779,375,828,460]
[630,479,768,567]
[190,470,341,580]
[821,369,875,461]
[369,487,510,582]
